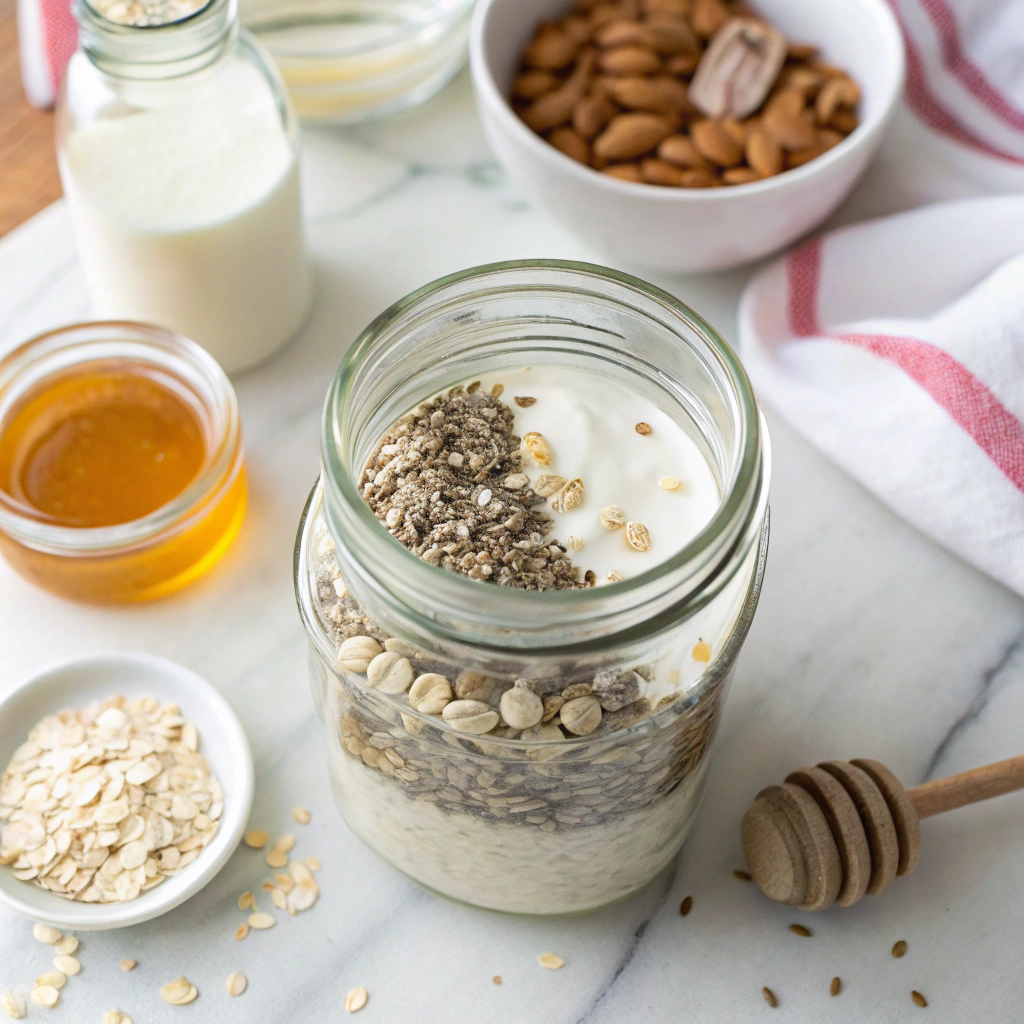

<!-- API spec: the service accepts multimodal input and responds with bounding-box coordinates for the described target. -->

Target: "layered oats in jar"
[294,261,770,914]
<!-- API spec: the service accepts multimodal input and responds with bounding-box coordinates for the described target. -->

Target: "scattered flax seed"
[119,960,136,972]
[911,991,927,1008]
[54,936,78,956]
[680,896,693,916]
[635,422,652,435]
[538,953,564,970]
[225,972,247,997]
[345,987,368,1013]
[244,831,268,849]
[32,924,62,945]
[658,477,681,490]
[235,924,249,941]
[492,976,502,985]
[762,987,777,1008]
[733,869,752,881]
[692,641,712,663]
[789,924,811,937]
[306,857,321,871]
[160,978,198,1005]
[514,396,536,407]
[238,891,255,911]
[248,912,275,930]
[292,807,311,825]
[892,940,908,958]
[830,977,841,997]
[491,384,504,398]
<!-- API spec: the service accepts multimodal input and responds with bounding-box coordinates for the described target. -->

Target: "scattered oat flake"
[54,936,78,956]
[244,830,269,849]
[514,396,536,407]
[492,976,502,985]
[762,986,777,1008]
[119,960,136,972]
[344,987,368,1013]
[789,924,811,937]
[538,953,564,970]
[235,924,250,941]
[306,857,321,871]
[266,849,288,869]
[292,807,311,825]
[238,891,255,911]
[34,972,65,990]
[830,977,841,997]
[658,476,681,490]
[912,990,927,1008]
[102,1012,122,1024]
[29,986,59,1008]
[692,640,712,662]
[733,869,752,881]
[270,888,287,910]
[248,912,275,930]
[160,978,198,1005]
[32,924,62,945]
[274,833,296,853]
[54,955,80,976]
[679,896,693,916]
[261,880,275,892]
[892,940,908,958]
[226,972,247,997]
[1,992,26,1019]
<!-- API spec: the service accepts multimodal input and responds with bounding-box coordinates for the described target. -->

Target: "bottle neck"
[75,0,238,79]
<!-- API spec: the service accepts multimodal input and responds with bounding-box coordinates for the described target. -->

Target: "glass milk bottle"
[56,0,313,374]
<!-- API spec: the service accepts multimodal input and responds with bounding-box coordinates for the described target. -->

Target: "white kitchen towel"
[740,0,1024,596]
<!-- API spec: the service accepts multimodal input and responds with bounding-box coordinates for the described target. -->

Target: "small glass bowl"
[0,322,246,603]
[241,0,475,123]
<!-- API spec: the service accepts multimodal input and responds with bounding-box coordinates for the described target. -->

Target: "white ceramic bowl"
[470,0,905,272]
[0,653,253,930]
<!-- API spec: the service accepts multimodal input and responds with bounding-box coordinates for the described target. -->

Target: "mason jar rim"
[320,259,767,650]
[0,321,242,555]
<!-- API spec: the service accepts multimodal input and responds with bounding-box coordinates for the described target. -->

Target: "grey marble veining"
[0,71,1022,1023]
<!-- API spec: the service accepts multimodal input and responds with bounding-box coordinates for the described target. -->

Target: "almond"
[691,0,729,39]
[523,30,583,70]
[609,75,689,112]
[641,157,685,185]
[690,119,744,166]
[816,76,860,123]
[723,166,763,184]
[657,133,712,168]
[667,52,701,76]
[746,128,783,176]
[762,92,816,150]
[593,112,674,160]
[522,52,595,132]
[572,93,618,138]
[643,0,690,16]
[825,108,859,134]
[548,126,590,163]
[599,45,662,75]
[513,70,559,101]
[603,162,644,182]
[678,168,719,187]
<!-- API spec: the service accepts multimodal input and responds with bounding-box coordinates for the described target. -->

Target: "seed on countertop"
[29,986,59,1009]
[160,978,198,1005]
[762,986,777,1008]
[680,896,693,916]
[34,972,65,990]
[789,924,811,937]
[248,912,276,930]
[226,972,247,997]
[830,977,841,996]
[119,960,136,972]
[658,476,681,490]
[493,975,502,985]
[514,396,537,407]
[53,936,78,956]
[692,640,712,662]
[538,953,564,970]
[533,474,567,497]
[733,869,752,881]
[523,432,552,465]
[625,521,651,551]
[912,991,927,1008]
[892,940,908,958]
[244,830,269,849]
[635,422,652,435]
[32,924,62,945]
[235,924,249,941]
[53,956,80,976]
[599,505,627,529]
[0,992,26,1019]
[345,987,368,1013]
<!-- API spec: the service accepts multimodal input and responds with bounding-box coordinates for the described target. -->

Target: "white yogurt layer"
[471,366,721,583]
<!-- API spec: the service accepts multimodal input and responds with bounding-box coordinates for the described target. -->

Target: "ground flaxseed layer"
[360,383,584,590]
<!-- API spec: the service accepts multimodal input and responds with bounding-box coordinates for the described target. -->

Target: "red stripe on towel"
[788,240,1024,493]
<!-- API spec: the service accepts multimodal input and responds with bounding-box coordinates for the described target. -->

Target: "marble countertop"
[1,71,1022,1023]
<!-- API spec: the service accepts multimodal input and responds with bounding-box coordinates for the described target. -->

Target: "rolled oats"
[34,972,65,990]
[247,912,275,930]
[409,674,453,715]
[599,505,627,530]
[32,924,61,945]
[160,978,198,1005]
[549,478,584,514]
[344,987,368,1013]
[119,960,136,972]
[225,972,247,997]
[0,992,26,1019]
[53,956,80,977]
[29,986,59,1008]
[533,474,567,498]
[538,953,564,970]
[625,521,652,552]
[244,830,268,849]
[53,936,78,956]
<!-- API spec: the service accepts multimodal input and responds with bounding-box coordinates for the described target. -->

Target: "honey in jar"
[0,323,245,603]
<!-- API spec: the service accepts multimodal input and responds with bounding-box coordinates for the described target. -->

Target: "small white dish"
[470,0,905,272]
[0,652,254,930]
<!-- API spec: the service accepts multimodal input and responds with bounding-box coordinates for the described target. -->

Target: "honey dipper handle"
[907,754,1024,819]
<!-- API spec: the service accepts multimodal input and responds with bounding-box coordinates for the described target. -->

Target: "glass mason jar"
[294,261,770,914]
[56,0,313,375]
[0,322,245,603]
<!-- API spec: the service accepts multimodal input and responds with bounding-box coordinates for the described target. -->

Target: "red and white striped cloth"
[740,0,1024,596]
[18,0,77,108]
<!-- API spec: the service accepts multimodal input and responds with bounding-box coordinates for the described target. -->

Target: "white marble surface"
[1,71,1023,1023]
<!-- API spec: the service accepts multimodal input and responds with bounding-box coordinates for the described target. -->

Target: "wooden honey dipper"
[741,754,1024,910]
